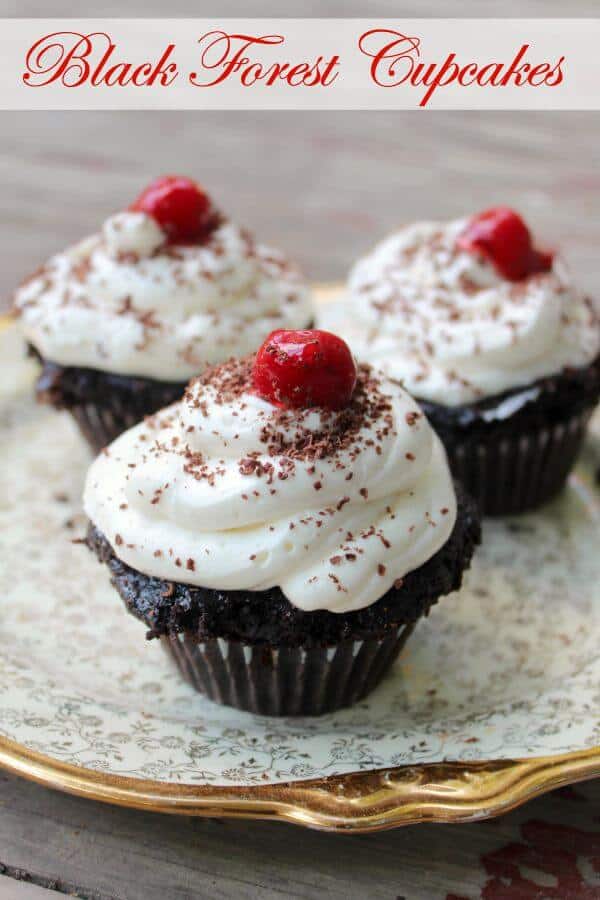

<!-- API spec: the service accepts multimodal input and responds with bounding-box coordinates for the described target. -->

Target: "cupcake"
[84,329,480,716]
[13,176,312,452]
[318,208,600,515]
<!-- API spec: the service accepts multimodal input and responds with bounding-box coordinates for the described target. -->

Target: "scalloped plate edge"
[1,735,599,832]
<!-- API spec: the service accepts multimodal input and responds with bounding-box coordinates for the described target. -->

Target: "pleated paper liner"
[162,625,416,716]
[443,408,595,516]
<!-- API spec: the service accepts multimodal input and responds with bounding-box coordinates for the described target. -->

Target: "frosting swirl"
[318,219,599,406]
[83,360,457,614]
[14,212,311,382]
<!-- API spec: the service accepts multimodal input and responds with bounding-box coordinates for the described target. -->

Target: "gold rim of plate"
[1,307,599,832]
[1,737,599,831]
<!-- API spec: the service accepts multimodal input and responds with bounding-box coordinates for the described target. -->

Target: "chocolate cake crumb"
[29,346,187,453]
[85,485,480,648]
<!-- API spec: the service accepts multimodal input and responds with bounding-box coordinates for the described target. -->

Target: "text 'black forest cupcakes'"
[84,329,479,716]
[319,208,600,515]
[13,176,312,452]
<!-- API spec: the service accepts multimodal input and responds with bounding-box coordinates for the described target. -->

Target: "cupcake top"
[83,330,457,614]
[319,208,599,407]
[14,176,311,382]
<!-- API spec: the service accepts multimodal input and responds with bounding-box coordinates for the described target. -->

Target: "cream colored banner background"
[0,18,598,109]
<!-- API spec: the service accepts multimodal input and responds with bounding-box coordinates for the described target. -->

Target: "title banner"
[1,18,599,110]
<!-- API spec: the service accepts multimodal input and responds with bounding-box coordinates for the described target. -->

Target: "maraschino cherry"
[131,176,216,244]
[457,207,553,282]
[253,329,357,410]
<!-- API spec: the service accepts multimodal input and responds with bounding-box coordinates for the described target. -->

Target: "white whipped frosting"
[14,212,312,382]
[318,219,599,406]
[83,363,456,614]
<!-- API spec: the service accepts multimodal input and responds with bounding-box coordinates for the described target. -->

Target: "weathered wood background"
[2,110,600,307]
[1,1,599,897]
[1,771,599,900]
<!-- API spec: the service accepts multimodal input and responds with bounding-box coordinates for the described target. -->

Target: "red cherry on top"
[131,176,215,244]
[457,207,553,282]
[253,329,358,411]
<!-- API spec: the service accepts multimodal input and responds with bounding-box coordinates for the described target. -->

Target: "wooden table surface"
[1,2,600,897]
[2,110,600,306]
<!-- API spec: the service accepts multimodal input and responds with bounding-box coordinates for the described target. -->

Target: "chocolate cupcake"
[84,329,480,716]
[13,176,312,453]
[319,208,600,515]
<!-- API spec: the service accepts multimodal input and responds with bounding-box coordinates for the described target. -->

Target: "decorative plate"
[0,294,599,833]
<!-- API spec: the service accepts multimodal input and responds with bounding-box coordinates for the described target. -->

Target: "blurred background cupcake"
[319,208,600,515]
[84,329,480,716]
[13,175,312,452]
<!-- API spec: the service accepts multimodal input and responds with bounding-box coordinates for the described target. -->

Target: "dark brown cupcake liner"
[69,399,149,453]
[29,348,187,453]
[444,407,595,516]
[161,625,415,716]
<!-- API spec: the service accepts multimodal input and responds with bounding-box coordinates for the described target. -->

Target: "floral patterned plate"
[0,304,599,832]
